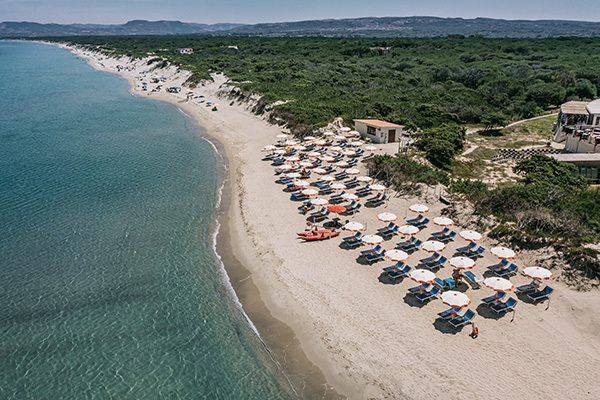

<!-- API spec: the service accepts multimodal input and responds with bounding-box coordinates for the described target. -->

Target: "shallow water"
[0,41,289,399]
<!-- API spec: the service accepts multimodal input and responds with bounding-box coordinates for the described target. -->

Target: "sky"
[2,0,600,25]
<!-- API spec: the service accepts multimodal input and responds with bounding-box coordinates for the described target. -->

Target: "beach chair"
[380,226,398,238]
[494,263,518,277]
[311,210,330,222]
[366,192,382,203]
[377,222,395,233]
[432,277,447,289]
[412,217,429,228]
[431,227,450,237]
[340,203,361,215]
[290,192,308,201]
[416,286,441,302]
[361,244,382,255]
[365,251,385,263]
[437,231,456,242]
[361,153,374,161]
[399,239,422,253]
[481,291,506,305]
[314,180,330,188]
[516,279,542,293]
[462,270,484,288]
[310,207,326,216]
[319,186,334,195]
[387,265,412,280]
[297,201,314,214]
[347,159,358,166]
[383,261,406,273]
[419,252,440,265]
[463,246,485,258]
[343,231,362,242]
[405,214,423,225]
[487,259,509,272]
[334,172,348,180]
[448,309,476,328]
[455,241,476,254]
[438,307,462,320]
[367,194,387,207]
[344,178,359,188]
[424,256,447,270]
[491,297,518,314]
[408,283,431,294]
[329,191,346,203]
[527,286,554,303]
[300,171,311,179]
[277,176,293,184]
[356,188,372,197]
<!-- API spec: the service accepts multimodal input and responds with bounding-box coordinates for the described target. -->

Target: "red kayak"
[300,230,340,241]
[297,228,337,237]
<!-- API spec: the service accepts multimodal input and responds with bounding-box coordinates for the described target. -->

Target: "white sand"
[66,46,600,399]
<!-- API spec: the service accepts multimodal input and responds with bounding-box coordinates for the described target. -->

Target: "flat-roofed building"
[353,119,404,144]
[548,153,600,182]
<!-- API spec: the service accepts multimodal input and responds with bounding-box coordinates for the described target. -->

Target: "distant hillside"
[0,20,245,37]
[2,17,600,38]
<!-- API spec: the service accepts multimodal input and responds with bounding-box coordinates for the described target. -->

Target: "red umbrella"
[327,205,346,213]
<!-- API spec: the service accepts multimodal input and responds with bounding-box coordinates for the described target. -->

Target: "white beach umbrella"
[330,183,346,190]
[276,134,289,139]
[321,155,335,162]
[311,197,329,206]
[330,146,343,152]
[409,269,436,284]
[483,277,514,292]
[262,144,277,151]
[307,152,322,158]
[301,188,319,196]
[293,180,310,187]
[284,139,299,146]
[285,172,302,179]
[385,249,410,262]
[294,145,307,151]
[377,212,398,222]
[409,204,429,213]
[335,135,347,141]
[433,216,454,227]
[314,139,327,145]
[441,291,471,308]
[286,156,300,163]
[449,256,476,270]
[323,131,335,136]
[340,127,351,132]
[362,234,384,246]
[459,230,483,241]
[490,246,517,260]
[398,224,419,236]
[350,141,364,147]
[304,136,316,141]
[422,240,446,253]
[274,149,287,155]
[364,145,377,151]
[357,176,373,183]
[342,149,357,156]
[341,193,359,201]
[313,167,328,175]
[334,161,349,168]
[318,175,336,182]
[277,164,293,171]
[345,168,361,175]
[522,266,553,281]
[343,221,365,232]
[370,184,387,192]
[348,130,361,136]
[298,161,314,168]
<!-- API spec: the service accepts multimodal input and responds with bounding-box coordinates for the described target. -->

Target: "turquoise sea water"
[0,41,289,399]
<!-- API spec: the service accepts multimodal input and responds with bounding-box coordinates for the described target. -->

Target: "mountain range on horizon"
[2,16,600,38]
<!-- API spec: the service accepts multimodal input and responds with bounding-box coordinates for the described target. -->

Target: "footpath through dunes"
[70,47,600,399]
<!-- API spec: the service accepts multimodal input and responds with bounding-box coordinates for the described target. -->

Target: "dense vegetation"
[66,36,600,131]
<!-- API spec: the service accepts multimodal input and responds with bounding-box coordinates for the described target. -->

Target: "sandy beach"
[64,45,600,399]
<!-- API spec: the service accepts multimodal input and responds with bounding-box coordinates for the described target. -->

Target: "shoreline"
[59,43,344,397]
[57,42,600,399]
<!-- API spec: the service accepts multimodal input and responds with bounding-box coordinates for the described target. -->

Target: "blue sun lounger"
[416,286,441,302]
[365,251,385,263]
[419,252,440,265]
[455,241,476,254]
[494,263,518,277]
[487,259,509,272]
[387,265,412,280]
[423,256,447,270]
[408,283,431,294]
[491,297,518,314]
[463,246,485,258]
[437,231,456,242]
[516,279,542,293]
[431,227,450,237]
[462,270,484,288]
[449,309,476,328]
[399,239,422,252]
[481,291,506,305]
[527,286,554,303]
[361,244,382,255]
[438,307,463,320]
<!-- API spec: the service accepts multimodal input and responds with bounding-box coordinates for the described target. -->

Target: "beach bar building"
[174,48,194,55]
[353,119,404,144]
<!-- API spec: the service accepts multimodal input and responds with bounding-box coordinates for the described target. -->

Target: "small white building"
[353,119,404,144]
[174,48,194,55]
[586,99,600,125]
